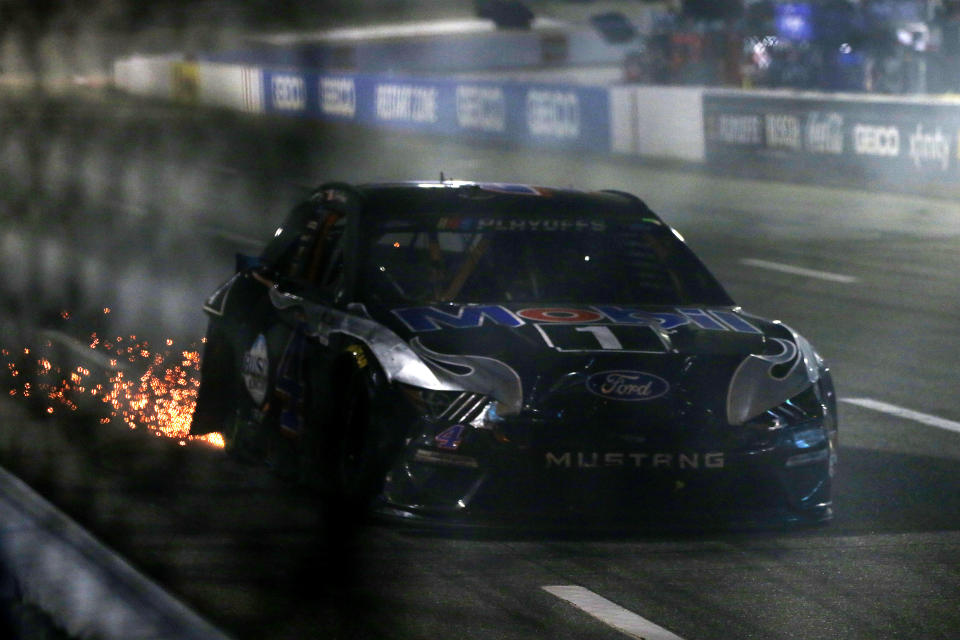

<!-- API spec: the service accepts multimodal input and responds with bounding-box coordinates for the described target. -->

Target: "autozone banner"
[261,70,610,152]
[703,92,960,184]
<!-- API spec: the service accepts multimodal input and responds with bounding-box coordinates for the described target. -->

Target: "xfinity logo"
[908,124,950,171]
[586,371,668,401]
[272,75,306,111]
[546,451,725,470]
[853,124,900,157]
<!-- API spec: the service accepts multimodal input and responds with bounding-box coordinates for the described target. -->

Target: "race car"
[190,180,838,525]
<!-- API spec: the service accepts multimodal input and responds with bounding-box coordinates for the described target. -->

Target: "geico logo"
[321,77,356,117]
[272,75,306,110]
[853,124,899,157]
[456,85,506,132]
[526,90,579,138]
[376,84,439,123]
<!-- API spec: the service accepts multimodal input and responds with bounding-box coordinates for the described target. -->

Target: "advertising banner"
[261,70,610,153]
[703,92,960,187]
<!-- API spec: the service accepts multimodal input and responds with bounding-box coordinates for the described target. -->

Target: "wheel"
[330,362,386,507]
[303,354,395,511]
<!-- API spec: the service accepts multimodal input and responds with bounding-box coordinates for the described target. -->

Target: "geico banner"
[263,70,313,114]
[262,71,609,151]
[703,92,960,186]
[519,85,609,150]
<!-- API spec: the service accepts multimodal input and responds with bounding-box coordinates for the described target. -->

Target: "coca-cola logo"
[586,370,669,401]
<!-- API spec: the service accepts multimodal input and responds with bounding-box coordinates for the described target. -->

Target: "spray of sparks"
[3,311,224,449]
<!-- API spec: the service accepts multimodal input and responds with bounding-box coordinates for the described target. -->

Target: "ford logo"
[586,370,669,402]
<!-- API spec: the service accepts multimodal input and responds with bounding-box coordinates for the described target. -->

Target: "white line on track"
[543,585,685,640]
[740,258,858,283]
[841,398,960,435]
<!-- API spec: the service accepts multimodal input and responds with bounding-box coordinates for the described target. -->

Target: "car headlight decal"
[409,337,523,416]
[727,328,822,425]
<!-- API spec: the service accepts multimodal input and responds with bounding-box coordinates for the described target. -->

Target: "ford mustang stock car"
[189,180,838,525]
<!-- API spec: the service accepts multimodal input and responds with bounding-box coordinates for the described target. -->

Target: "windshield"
[363,218,732,306]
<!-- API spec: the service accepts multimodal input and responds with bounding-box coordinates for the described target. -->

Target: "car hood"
[362,303,824,431]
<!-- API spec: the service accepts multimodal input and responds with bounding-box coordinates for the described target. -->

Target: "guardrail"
[0,464,230,640]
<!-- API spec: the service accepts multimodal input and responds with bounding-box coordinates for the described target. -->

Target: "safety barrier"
[111,54,710,161]
[113,54,182,100]
[702,89,960,188]
[0,464,230,640]
[264,70,610,151]
[609,86,706,162]
[124,57,612,153]
[113,54,960,194]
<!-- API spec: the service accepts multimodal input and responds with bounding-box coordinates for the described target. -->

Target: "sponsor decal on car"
[585,370,669,401]
[435,217,602,232]
[393,305,761,334]
[545,451,725,470]
[475,218,605,232]
[534,323,670,353]
[434,424,467,450]
[241,334,269,406]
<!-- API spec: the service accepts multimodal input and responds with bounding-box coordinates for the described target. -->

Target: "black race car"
[190,181,838,525]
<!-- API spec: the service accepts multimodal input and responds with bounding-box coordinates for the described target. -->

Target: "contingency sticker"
[241,334,269,406]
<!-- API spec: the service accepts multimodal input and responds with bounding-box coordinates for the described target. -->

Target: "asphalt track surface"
[1,90,959,639]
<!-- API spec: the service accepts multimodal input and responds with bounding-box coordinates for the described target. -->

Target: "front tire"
[304,355,395,512]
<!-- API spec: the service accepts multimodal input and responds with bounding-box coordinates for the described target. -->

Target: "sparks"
[3,318,224,449]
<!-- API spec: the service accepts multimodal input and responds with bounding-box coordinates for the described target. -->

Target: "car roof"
[353,181,663,222]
